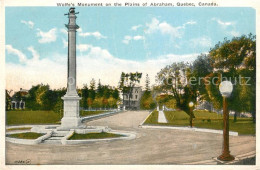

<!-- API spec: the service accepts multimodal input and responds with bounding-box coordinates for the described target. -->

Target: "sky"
[5,7,255,92]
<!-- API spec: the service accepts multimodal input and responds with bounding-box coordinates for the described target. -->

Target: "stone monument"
[58,8,83,130]
[6,8,136,145]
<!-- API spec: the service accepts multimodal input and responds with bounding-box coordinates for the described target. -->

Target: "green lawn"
[69,132,123,140]
[6,110,109,126]
[80,110,107,117]
[6,132,44,139]
[144,110,158,124]
[6,127,32,132]
[6,110,62,125]
[144,110,255,135]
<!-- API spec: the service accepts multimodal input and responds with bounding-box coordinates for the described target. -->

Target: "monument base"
[57,117,85,131]
[58,94,82,131]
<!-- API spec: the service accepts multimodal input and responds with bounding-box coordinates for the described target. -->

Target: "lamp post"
[189,101,194,127]
[218,81,235,161]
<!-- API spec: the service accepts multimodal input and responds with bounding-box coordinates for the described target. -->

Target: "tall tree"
[156,62,197,118]
[145,74,150,92]
[81,84,89,109]
[89,78,96,100]
[207,34,256,122]
[112,88,119,100]
[118,72,127,107]
[97,79,104,97]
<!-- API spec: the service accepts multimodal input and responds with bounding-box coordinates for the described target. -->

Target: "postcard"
[1,0,259,169]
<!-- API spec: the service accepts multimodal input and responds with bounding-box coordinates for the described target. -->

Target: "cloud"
[180,20,197,29]
[158,22,181,37]
[145,18,195,38]
[5,45,27,63]
[189,37,212,48]
[78,28,107,39]
[36,28,57,43]
[21,20,34,29]
[60,28,67,35]
[122,35,144,44]
[6,43,200,92]
[6,55,67,92]
[62,38,68,48]
[211,18,235,28]
[27,46,40,61]
[131,24,142,31]
[145,18,161,34]
[77,44,92,52]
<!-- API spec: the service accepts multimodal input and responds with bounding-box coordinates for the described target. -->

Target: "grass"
[6,132,44,139]
[143,110,158,124]
[69,132,124,140]
[6,127,32,132]
[144,110,255,135]
[6,110,109,126]
[80,110,107,117]
[6,111,62,125]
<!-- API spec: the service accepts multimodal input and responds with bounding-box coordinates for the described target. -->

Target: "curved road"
[6,111,255,164]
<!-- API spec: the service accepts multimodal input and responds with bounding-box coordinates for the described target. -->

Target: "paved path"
[6,111,256,165]
[158,110,167,123]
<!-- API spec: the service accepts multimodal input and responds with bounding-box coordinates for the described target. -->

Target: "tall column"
[66,8,79,96]
[59,8,82,130]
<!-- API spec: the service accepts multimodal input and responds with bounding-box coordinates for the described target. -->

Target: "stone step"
[47,136,63,140]
[52,133,67,137]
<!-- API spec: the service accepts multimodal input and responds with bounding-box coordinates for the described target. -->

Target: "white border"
[1,0,259,169]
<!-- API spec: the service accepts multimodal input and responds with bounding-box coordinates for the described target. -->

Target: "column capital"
[65,24,79,31]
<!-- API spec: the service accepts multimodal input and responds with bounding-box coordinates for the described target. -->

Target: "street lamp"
[218,81,234,161]
[189,101,194,128]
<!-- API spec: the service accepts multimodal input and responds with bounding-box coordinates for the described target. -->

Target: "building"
[122,86,143,110]
[11,88,28,110]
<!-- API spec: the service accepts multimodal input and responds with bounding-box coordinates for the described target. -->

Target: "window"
[135,95,138,99]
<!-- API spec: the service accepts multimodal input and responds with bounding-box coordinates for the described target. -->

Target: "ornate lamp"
[218,81,235,161]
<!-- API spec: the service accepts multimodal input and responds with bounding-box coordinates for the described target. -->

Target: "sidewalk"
[158,110,167,123]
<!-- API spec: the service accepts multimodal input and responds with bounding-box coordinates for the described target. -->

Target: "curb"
[6,131,51,145]
[140,125,238,136]
[139,109,155,126]
[61,130,136,145]
[183,151,255,165]
[81,110,124,122]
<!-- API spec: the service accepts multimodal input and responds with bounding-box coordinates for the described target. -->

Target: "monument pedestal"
[57,95,84,131]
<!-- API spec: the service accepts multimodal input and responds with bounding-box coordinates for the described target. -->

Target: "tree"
[53,98,63,118]
[156,62,197,119]
[41,89,57,110]
[118,72,127,107]
[108,97,117,108]
[103,85,111,98]
[191,54,213,101]
[81,84,89,109]
[207,34,256,122]
[140,90,156,110]
[112,88,119,100]
[25,85,41,110]
[97,79,104,97]
[145,74,150,91]
[155,94,176,109]
[5,90,12,110]
[89,78,96,100]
